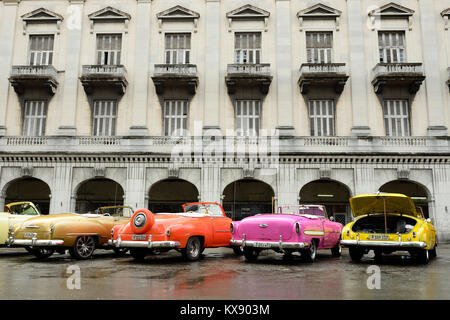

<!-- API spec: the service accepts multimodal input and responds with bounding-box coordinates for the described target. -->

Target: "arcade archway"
[148,178,199,213]
[4,177,51,215]
[75,178,124,213]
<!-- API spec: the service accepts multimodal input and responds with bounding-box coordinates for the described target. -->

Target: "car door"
[211,215,232,246]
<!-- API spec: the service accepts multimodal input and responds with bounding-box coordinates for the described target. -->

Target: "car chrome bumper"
[230,234,308,250]
[108,235,180,249]
[7,235,64,247]
[340,239,427,248]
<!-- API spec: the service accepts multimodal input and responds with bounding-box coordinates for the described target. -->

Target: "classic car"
[0,202,41,247]
[230,205,343,262]
[109,202,238,261]
[340,193,437,264]
[7,205,134,259]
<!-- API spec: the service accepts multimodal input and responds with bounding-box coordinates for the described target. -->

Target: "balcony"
[9,65,58,95]
[151,64,198,95]
[225,63,272,94]
[80,65,128,95]
[298,63,349,94]
[372,63,425,94]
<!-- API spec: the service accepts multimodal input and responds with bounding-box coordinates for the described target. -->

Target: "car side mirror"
[329,216,334,221]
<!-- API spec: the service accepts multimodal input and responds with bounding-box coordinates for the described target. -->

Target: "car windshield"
[278,205,326,217]
[96,207,134,218]
[184,204,223,217]
[7,203,39,216]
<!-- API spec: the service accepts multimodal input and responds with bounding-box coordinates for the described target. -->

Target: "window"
[165,33,191,64]
[29,35,54,66]
[306,32,332,63]
[23,100,47,136]
[378,32,405,63]
[308,100,335,136]
[235,100,261,136]
[234,32,261,64]
[383,100,410,136]
[96,34,122,65]
[163,100,188,136]
[92,100,117,136]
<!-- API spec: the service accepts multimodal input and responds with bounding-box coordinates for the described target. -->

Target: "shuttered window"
[234,32,261,64]
[23,100,47,136]
[29,35,54,66]
[383,100,410,136]
[163,100,188,136]
[378,32,405,63]
[92,100,117,136]
[165,33,191,64]
[308,100,335,136]
[96,34,122,65]
[306,32,332,63]
[235,100,261,136]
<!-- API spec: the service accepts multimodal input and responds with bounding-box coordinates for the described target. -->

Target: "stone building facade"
[0,0,449,240]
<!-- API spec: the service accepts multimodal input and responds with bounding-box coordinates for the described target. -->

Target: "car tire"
[232,246,244,256]
[243,247,260,261]
[113,247,128,256]
[181,237,203,261]
[302,240,317,262]
[331,241,342,257]
[130,248,147,261]
[30,248,54,259]
[349,247,364,262]
[24,246,34,253]
[429,245,437,259]
[69,236,96,260]
[417,249,430,264]
[374,249,383,264]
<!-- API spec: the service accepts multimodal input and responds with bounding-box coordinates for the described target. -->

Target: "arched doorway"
[379,180,430,218]
[4,177,51,215]
[75,178,124,213]
[148,178,199,213]
[299,179,351,225]
[222,179,275,220]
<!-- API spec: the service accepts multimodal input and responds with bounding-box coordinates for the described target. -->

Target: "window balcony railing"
[225,63,272,94]
[299,63,347,75]
[153,64,197,76]
[81,65,127,78]
[80,65,128,95]
[9,65,59,95]
[226,63,271,76]
[371,62,425,94]
[298,63,348,94]
[151,64,198,95]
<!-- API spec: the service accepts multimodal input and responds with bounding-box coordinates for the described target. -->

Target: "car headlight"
[295,223,301,234]
[111,229,115,237]
[133,212,147,229]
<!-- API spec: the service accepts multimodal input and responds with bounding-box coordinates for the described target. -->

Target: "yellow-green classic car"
[0,202,41,247]
[341,193,437,264]
[8,205,133,259]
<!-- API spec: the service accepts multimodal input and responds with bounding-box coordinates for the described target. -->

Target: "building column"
[347,0,371,136]
[125,165,146,209]
[201,164,221,203]
[203,0,221,135]
[0,0,20,136]
[277,164,297,207]
[419,1,448,136]
[432,166,450,242]
[50,164,73,213]
[129,0,152,136]
[58,0,85,136]
[275,0,295,137]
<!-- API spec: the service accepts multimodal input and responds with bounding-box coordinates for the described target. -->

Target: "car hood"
[350,193,419,218]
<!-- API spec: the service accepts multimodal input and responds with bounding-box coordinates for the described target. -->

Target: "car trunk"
[352,214,417,234]
[238,215,294,241]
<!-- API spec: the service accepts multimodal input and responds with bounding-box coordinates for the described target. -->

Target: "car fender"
[169,222,210,248]
[53,219,109,247]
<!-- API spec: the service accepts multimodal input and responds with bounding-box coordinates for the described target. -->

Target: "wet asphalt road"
[0,245,449,300]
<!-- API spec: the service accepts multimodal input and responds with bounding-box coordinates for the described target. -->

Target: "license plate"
[369,234,389,240]
[24,232,35,239]
[132,234,147,241]
[253,242,272,248]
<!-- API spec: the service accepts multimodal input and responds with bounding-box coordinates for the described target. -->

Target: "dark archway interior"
[76,178,124,213]
[379,180,429,218]
[222,179,275,220]
[5,177,51,215]
[148,179,199,213]
[299,179,351,225]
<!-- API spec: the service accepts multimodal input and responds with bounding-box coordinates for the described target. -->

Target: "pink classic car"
[230,205,343,262]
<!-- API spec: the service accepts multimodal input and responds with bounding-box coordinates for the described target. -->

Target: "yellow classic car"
[8,205,133,259]
[341,193,437,264]
[0,202,41,247]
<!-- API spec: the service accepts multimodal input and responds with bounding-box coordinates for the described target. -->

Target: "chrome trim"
[230,239,308,249]
[7,233,64,247]
[108,235,180,249]
[340,239,427,248]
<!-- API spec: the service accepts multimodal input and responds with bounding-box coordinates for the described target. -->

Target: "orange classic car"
[109,202,239,261]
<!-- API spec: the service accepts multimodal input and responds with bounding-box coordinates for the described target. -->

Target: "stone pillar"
[419,1,448,136]
[129,0,152,136]
[432,165,450,242]
[125,164,146,209]
[203,0,221,134]
[277,164,297,206]
[275,0,295,137]
[58,0,85,136]
[50,164,73,213]
[201,164,221,203]
[347,0,371,136]
[0,0,20,136]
